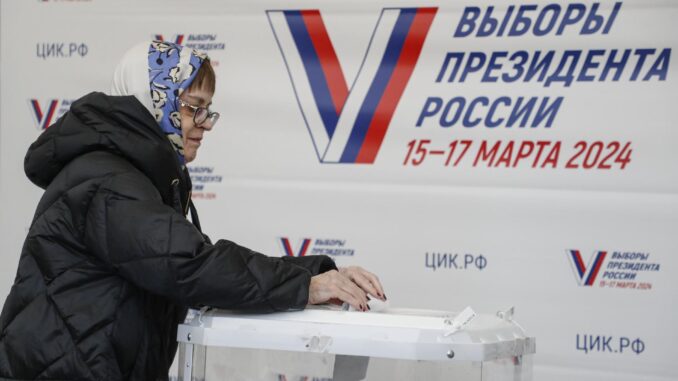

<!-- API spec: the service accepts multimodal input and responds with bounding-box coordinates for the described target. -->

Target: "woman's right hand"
[308,270,369,311]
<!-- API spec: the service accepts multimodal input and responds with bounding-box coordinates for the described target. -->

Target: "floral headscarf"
[147,40,208,165]
[110,41,209,165]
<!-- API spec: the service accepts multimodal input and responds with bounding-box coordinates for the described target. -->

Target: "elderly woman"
[0,41,385,381]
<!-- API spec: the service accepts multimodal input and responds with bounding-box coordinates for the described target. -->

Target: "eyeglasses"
[178,98,220,128]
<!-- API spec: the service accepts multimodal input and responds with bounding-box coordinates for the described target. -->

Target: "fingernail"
[367,295,371,301]
[384,294,388,301]
[367,305,371,311]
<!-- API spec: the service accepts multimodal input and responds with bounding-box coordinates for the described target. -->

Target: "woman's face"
[178,86,214,163]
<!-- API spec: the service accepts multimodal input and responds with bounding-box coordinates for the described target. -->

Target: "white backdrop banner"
[1,0,676,380]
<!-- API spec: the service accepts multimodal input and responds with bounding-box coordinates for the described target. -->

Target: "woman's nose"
[197,120,213,131]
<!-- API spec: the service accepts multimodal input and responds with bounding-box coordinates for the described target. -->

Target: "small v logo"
[279,238,312,257]
[30,99,59,130]
[155,34,185,45]
[567,250,607,286]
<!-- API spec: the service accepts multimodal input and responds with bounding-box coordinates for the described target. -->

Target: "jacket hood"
[24,91,191,211]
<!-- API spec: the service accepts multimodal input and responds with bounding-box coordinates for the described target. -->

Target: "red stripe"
[586,251,607,286]
[43,100,58,129]
[573,250,586,277]
[299,239,311,256]
[356,8,437,163]
[301,10,349,115]
[176,35,185,45]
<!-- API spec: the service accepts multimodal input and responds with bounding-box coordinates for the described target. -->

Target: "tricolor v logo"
[267,8,436,164]
[29,99,59,130]
[279,238,312,257]
[567,250,607,286]
[154,34,185,45]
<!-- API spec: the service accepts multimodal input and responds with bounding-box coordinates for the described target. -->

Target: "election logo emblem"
[567,249,607,286]
[268,8,437,164]
[278,237,356,258]
[154,34,226,53]
[29,99,72,130]
[29,99,59,130]
[279,237,312,257]
[154,34,185,45]
[567,249,660,290]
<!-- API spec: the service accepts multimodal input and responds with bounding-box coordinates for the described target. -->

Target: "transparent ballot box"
[176,307,535,381]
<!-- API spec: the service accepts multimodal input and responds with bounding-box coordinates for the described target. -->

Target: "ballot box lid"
[177,306,536,362]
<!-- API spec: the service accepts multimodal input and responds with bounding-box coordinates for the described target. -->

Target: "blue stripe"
[281,238,289,256]
[285,11,338,138]
[31,103,42,125]
[584,254,603,285]
[339,9,416,163]
[571,250,585,278]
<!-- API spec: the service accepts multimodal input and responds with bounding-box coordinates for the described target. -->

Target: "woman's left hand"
[338,266,386,301]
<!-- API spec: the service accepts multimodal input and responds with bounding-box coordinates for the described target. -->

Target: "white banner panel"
[1,0,676,380]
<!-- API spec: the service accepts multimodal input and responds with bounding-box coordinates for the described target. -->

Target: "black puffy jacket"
[0,92,336,380]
